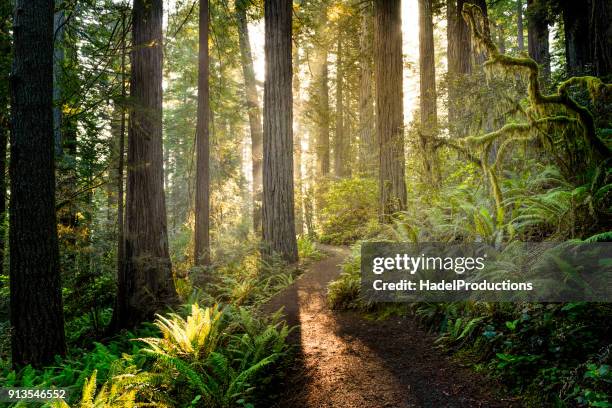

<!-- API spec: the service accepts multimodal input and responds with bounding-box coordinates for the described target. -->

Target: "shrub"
[319,178,380,245]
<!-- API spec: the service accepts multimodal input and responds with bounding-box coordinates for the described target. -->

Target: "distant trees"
[116,0,177,328]
[194,0,211,265]
[358,2,376,176]
[527,0,550,80]
[334,26,349,178]
[559,0,611,77]
[418,0,439,184]
[262,0,298,262]
[374,0,407,221]
[9,0,66,367]
[236,0,264,233]
[311,5,331,177]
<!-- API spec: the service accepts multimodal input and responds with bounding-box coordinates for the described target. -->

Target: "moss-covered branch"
[462,4,612,159]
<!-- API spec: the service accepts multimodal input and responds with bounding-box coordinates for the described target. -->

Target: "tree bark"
[561,0,611,77]
[589,0,612,76]
[358,3,376,176]
[194,0,211,265]
[236,0,264,233]
[517,0,524,52]
[418,0,439,184]
[293,43,304,236]
[447,0,471,137]
[262,0,298,262]
[0,3,10,274]
[9,0,66,367]
[53,0,65,157]
[116,8,127,295]
[334,26,348,178]
[375,0,407,221]
[312,7,330,177]
[527,0,550,80]
[117,0,177,328]
[561,0,592,76]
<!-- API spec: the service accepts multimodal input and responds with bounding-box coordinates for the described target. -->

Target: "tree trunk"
[0,4,10,274]
[418,0,439,184]
[312,7,330,177]
[447,0,471,137]
[236,0,264,233]
[527,0,550,80]
[589,0,612,76]
[517,0,524,52]
[358,3,376,176]
[375,0,407,221]
[262,0,298,262]
[53,1,65,157]
[117,0,177,328]
[293,43,304,236]
[194,0,211,265]
[116,8,127,298]
[561,0,592,76]
[9,0,66,367]
[334,27,348,178]
[471,0,489,65]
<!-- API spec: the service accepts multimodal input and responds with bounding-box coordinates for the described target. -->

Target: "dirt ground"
[263,245,521,408]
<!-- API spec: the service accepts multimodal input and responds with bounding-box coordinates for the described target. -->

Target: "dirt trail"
[263,245,520,408]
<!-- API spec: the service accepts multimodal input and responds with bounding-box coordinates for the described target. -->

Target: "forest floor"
[263,245,521,408]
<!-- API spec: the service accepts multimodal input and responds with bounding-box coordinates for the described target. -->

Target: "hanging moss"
[452,4,612,234]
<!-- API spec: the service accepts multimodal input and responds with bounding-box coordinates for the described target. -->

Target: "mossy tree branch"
[462,3,611,159]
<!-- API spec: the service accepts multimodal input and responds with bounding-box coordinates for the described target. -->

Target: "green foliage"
[141,304,291,408]
[1,304,290,408]
[297,235,323,261]
[319,177,380,245]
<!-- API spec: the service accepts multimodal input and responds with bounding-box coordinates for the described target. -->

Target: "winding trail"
[263,245,520,408]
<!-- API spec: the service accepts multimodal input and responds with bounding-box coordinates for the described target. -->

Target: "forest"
[0,0,611,407]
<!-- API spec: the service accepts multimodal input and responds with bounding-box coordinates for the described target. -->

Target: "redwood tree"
[9,0,66,367]
[236,0,263,233]
[418,0,439,184]
[262,0,298,262]
[527,0,550,80]
[117,0,177,327]
[194,0,211,265]
[375,0,407,221]
[358,2,376,176]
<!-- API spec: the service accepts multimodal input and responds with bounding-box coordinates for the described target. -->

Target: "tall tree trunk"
[0,3,10,274]
[262,0,298,262]
[194,0,210,265]
[117,0,177,328]
[334,27,348,178]
[561,0,611,77]
[53,1,65,157]
[9,0,66,367]
[116,8,127,299]
[589,0,612,76]
[312,7,330,177]
[293,43,304,236]
[471,0,489,65]
[375,0,407,221]
[561,0,592,76]
[527,0,550,80]
[236,0,264,233]
[517,0,524,52]
[447,0,471,137]
[418,0,439,184]
[358,3,376,176]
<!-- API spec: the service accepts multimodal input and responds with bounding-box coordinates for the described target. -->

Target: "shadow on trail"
[332,311,517,408]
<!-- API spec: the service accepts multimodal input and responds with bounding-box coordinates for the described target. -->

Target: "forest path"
[263,244,518,408]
